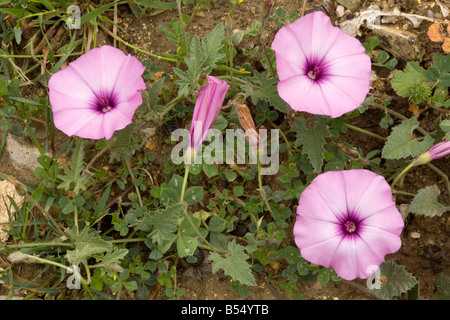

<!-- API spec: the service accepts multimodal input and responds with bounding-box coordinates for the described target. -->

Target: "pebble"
[336,0,361,12]
[0,134,45,184]
[336,5,346,18]
[410,231,421,239]
[372,26,424,61]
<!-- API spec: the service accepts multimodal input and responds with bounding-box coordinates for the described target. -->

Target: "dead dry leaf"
[427,23,445,42]
[442,37,450,52]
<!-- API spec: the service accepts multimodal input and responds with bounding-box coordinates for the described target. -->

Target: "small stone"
[336,0,361,12]
[0,179,24,242]
[195,11,205,18]
[372,26,424,61]
[410,231,421,239]
[336,5,346,18]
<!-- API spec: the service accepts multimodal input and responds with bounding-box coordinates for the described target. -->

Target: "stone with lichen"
[0,179,24,242]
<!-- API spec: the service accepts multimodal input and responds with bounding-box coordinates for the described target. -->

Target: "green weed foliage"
[0,1,449,300]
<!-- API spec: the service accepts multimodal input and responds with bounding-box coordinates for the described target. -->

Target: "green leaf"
[57,140,90,195]
[80,2,116,26]
[317,268,330,285]
[202,163,218,178]
[243,71,289,113]
[174,23,225,97]
[134,204,182,246]
[136,0,177,9]
[0,76,8,96]
[209,215,227,233]
[208,240,255,286]
[292,117,332,172]
[382,117,434,159]
[96,248,129,272]
[436,273,450,300]
[391,62,428,98]
[409,185,449,217]
[177,235,198,258]
[201,23,226,74]
[66,228,112,266]
[370,261,418,300]
[184,186,203,205]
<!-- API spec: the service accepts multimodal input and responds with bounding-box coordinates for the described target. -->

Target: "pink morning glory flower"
[271,11,371,118]
[416,141,450,165]
[294,169,404,280]
[188,76,230,150]
[48,45,146,140]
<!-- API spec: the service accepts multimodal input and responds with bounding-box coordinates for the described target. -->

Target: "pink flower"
[48,45,146,140]
[188,76,230,150]
[415,141,450,164]
[294,169,404,280]
[271,11,371,118]
[427,141,450,160]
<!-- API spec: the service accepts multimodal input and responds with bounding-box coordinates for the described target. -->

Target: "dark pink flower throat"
[307,65,322,80]
[344,220,357,233]
[97,95,116,113]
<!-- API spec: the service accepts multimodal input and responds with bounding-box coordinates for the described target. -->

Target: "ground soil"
[1,0,449,300]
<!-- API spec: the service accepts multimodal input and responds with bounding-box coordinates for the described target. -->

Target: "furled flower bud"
[235,103,259,146]
[260,0,273,19]
[415,141,450,165]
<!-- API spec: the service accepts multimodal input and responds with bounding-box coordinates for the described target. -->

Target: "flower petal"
[277,75,332,116]
[114,91,144,120]
[111,53,146,103]
[283,11,340,63]
[48,65,97,111]
[294,215,343,268]
[101,108,133,140]
[53,108,103,139]
[68,45,129,95]
[271,22,308,73]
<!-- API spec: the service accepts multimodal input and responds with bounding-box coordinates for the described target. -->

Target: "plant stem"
[258,156,272,213]
[16,253,89,287]
[180,164,191,204]
[84,143,111,173]
[391,161,416,190]
[426,162,450,196]
[176,0,189,55]
[125,158,143,207]
[260,18,275,77]
[98,23,177,63]
[346,123,387,142]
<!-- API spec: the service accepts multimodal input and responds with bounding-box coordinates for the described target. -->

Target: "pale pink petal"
[277,76,332,116]
[114,91,144,120]
[271,11,371,118]
[294,216,343,267]
[48,66,97,111]
[112,54,146,103]
[69,45,128,95]
[294,170,404,280]
[271,24,308,73]
[189,76,229,149]
[329,236,383,280]
[273,53,305,81]
[53,108,103,139]
[303,170,349,220]
[283,11,340,62]
[101,109,133,140]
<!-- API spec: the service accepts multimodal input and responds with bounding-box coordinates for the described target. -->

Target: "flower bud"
[415,141,450,165]
[235,103,259,146]
[260,0,273,19]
